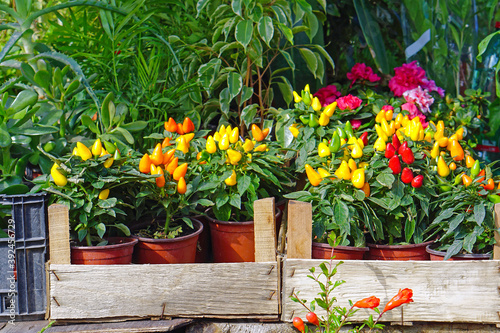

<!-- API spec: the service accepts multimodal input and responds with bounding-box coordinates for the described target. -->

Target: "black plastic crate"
[0,193,49,321]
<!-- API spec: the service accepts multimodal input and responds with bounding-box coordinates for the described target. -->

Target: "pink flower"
[403,86,434,114]
[382,105,394,112]
[351,119,362,129]
[389,61,444,97]
[402,102,428,128]
[337,94,362,110]
[346,63,381,87]
[313,85,341,107]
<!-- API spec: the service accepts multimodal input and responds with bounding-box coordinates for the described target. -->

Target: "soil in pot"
[133,218,203,264]
[426,244,492,261]
[312,242,368,260]
[206,208,282,263]
[366,240,434,260]
[71,237,138,265]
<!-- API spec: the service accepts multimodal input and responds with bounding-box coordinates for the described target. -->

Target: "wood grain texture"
[494,203,500,260]
[286,201,312,259]
[282,259,500,324]
[48,204,71,265]
[49,263,279,320]
[254,198,276,262]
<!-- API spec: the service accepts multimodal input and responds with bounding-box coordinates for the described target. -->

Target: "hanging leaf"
[227,72,243,101]
[258,16,274,47]
[235,19,253,51]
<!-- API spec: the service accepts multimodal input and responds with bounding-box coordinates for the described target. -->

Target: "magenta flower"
[403,86,434,113]
[402,102,428,128]
[381,105,394,112]
[337,94,362,110]
[389,61,444,97]
[313,85,342,107]
[346,63,381,87]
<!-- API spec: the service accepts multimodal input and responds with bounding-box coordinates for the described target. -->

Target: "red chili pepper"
[383,288,414,313]
[292,317,305,332]
[401,167,413,184]
[353,296,380,309]
[392,134,401,151]
[182,117,195,133]
[411,175,423,188]
[306,312,319,326]
[398,141,408,156]
[360,132,369,146]
[388,155,402,174]
[385,143,396,159]
[400,147,415,164]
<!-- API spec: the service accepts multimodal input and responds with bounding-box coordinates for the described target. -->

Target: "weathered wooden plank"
[282,259,500,324]
[49,263,279,320]
[286,201,312,259]
[47,204,71,265]
[494,203,500,260]
[46,318,192,332]
[254,198,276,262]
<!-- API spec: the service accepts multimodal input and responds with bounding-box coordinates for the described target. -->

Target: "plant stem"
[368,313,384,333]
[334,306,354,333]
[85,232,92,246]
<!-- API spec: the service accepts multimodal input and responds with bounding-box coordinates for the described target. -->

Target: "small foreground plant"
[291,259,413,332]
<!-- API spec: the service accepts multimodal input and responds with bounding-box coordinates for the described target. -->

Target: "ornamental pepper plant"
[195,122,293,222]
[39,139,146,246]
[290,259,414,332]
[134,117,209,239]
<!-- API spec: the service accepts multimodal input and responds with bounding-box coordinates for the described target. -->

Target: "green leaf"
[299,48,318,74]
[353,0,389,73]
[444,239,463,260]
[241,104,259,128]
[277,23,293,44]
[120,121,147,132]
[10,124,58,136]
[34,70,51,92]
[231,0,242,16]
[258,16,274,47]
[6,89,38,114]
[196,0,210,17]
[114,223,130,236]
[376,173,395,188]
[0,123,12,148]
[237,174,251,197]
[229,194,241,209]
[219,87,230,116]
[235,19,253,51]
[95,222,106,239]
[473,204,486,226]
[97,197,117,209]
[227,72,243,101]
[115,127,134,144]
[279,50,295,71]
[215,191,230,209]
[239,86,253,106]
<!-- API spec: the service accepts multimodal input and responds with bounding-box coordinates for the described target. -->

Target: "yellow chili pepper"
[374,137,386,152]
[462,174,472,187]
[335,160,352,180]
[229,127,239,144]
[317,167,331,178]
[225,170,237,186]
[305,164,322,186]
[437,156,450,177]
[219,124,226,136]
[243,139,254,152]
[351,142,363,158]
[465,155,475,168]
[218,133,230,150]
[77,142,92,161]
[227,149,242,165]
[375,124,389,142]
[293,91,302,103]
[431,141,440,159]
[176,136,189,154]
[213,132,221,142]
[311,97,322,111]
[103,157,114,168]
[449,140,464,161]
[381,118,393,136]
[251,124,266,142]
[449,162,457,171]
[91,139,102,157]
[289,125,299,138]
[351,168,365,189]
[385,109,393,121]
[254,144,267,152]
[318,112,330,126]
[99,189,109,200]
[438,137,448,148]
[455,127,464,140]
[50,163,67,187]
[206,135,217,154]
[375,110,386,123]
[177,176,187,194]
[318,142,331,157]
[348,158,357,171]
[173,162,188,181]
[150,143,164,165]
[323,102,337,117]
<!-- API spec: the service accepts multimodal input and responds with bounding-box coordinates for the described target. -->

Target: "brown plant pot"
[312,242,369,260]
[193,214,212,263]
[426,244,492,261]
[71,237,138,265]
[366,240,434,261]
[206,209,282,263]
[133,218,203,264]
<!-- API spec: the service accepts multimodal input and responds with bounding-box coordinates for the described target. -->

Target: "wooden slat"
[286,201,312,259]
[282,259,500,324]
[47,204,71,265]
[494,203,500,260]
[49,263,279,320]
[254,198,276,262]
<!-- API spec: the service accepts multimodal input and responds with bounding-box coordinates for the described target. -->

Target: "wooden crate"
[281,201,500,325]
[47,198,281,321]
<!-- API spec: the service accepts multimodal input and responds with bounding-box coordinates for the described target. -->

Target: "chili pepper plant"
[194,122,293,222]
[39,138,145,246]
[134,117,210,239]
[290,259,414,332]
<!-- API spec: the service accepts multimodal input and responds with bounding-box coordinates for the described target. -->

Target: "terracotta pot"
[133,218,203,264]
[71,237,138,265]
[426,244,492,261]
[312,242,368,260]
[366,240,434,260]
[206,209,282,263]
